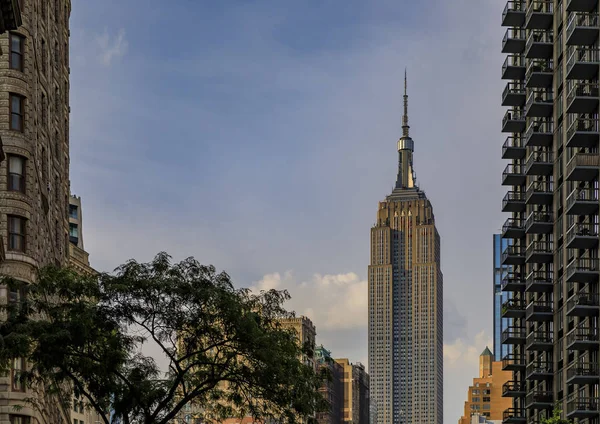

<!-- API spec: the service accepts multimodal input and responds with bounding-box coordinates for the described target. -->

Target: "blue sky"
[70,1,507,422]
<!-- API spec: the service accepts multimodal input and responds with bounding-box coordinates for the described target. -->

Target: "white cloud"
[444,331,493,369]
[96,28,128,66]
[252,271,367,331]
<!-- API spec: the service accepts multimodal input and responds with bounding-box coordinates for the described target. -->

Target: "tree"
[541,406,572,424]
[0,252,328,424]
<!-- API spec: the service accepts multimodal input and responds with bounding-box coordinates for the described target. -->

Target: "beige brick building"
[0,0,73,423]
[458,348,512,424]
[334,359,369,424]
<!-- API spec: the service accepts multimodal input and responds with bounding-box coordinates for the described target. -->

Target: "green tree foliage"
[540,406,572,424]
[0,253,328,424]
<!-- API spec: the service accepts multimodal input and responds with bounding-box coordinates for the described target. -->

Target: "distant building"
[335,359,369,424]
[457,347,511,424]
[68,195,95,275]
[467,413,501,424]
[492,234,511,362]
[279,316,317,369]
[316,346,343,424]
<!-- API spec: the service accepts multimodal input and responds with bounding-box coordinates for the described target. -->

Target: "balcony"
[502,272,526,292]
[503,381,526,397]
[526,362,553,380]
[567,0,598,12]
[567,82,599,114]
[502,298,526,318]
[525,1,553,29]
[503,136,526,159]
[566,12,599,45]
[503,408,526,424]
[525,391,554,409]
[525,211,553,234]
[502,109,526,133]
[503,217,525,239]
[503,1,526,27]
[503,54,526,80]
[566,222,599,249]
[526,270,553,292]
[525,89,553,117]
[566,117,599,148]
[566,47,600,79]
[502,163,526,186]
[566,188,599,215]
[566,325,599,350]
[503,82,526,106]
[566,361,600,384]
[567,292,600,316]
[567,397,599,419]
[526,330,553,351]
[502,245,525,266]
[526,181,553,205]
[503,191,526,212]
[526,59,553,87]
[525,30,553,59]
[502,326,526,344]
[566,152,600,181]
[566,257,600,283]
[503,28,527,53]
[502,353,525,371]
[526,300,553,321]
[524,119,553,147]
[525,150,553,175]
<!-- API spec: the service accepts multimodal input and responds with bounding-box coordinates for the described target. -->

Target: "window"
[7,155,26,193]
[11,357,25,391]
[9,33,24,71]
[69,223,78,244]
[483,396,491,402]
[483,404,491,410]
[10,94,24,131]
[8,215,26,252]
[10,415,30,424]
[68,204,77,219]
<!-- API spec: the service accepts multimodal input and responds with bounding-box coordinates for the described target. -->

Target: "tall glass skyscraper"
[493,234,511,362]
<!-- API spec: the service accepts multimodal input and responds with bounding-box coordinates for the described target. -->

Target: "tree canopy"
[540,406,572,424]
[0,252,328,424]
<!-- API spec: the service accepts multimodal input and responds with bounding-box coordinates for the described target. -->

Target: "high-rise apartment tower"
[501,0,600,422]
[368,73,443,424]
[0,0,72,423]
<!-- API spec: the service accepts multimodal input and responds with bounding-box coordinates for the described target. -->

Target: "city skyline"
[68,1,509,422]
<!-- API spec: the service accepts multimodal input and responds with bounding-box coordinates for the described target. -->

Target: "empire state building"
[368,73,443,424]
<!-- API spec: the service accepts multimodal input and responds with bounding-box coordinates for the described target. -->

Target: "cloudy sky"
[69,0,506,422]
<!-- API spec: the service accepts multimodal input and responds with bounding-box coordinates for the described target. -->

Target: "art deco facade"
[334,359,370,424]
[501,0,600,422]
[0,0,72,423]
[368,75,443,424]
[458,348,512,424]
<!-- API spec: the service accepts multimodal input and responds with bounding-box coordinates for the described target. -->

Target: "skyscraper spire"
[402,69,409,137]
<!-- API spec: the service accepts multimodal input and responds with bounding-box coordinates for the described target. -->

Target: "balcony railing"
[526,58,553,87]
[567,396,599,418]
[526,361,553,379]
[526,300,553,321]
[502,109,526,133]
[526,330,553,350]
[526,270,553,292]
[566,12,599,45]
[526,391,554,408]
[567,291,600,317]
[502,298,526,318]
[524,119,553,147]
[566,361,600,384]
[566,325,600,350]
[502,245,526,265]
[566,187,599,215]
[525,150,553,175]
[566,152,600,181]
[503,1,526,27]
[526,180,553,205]
[503,381,526,396]
[503,217,525,239]
[502,163,526,186]
[502,326,526,344]
[567,82,599,114]
[503,136,526,159]
[567,47,600,79]
[566,222,599,249]
[504,28,527,53]
[503,54,526,80]
[566,0,599,13]
[503,408,526,423]
[502,353,525,370]
[525,29,554,58]
[566,257,600,282]
[566,117,599,148]
[525,211,553,234]
[503,82,527,106]
[502,271,525,292]
[502,190,526,212]
[526,89,554,117]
